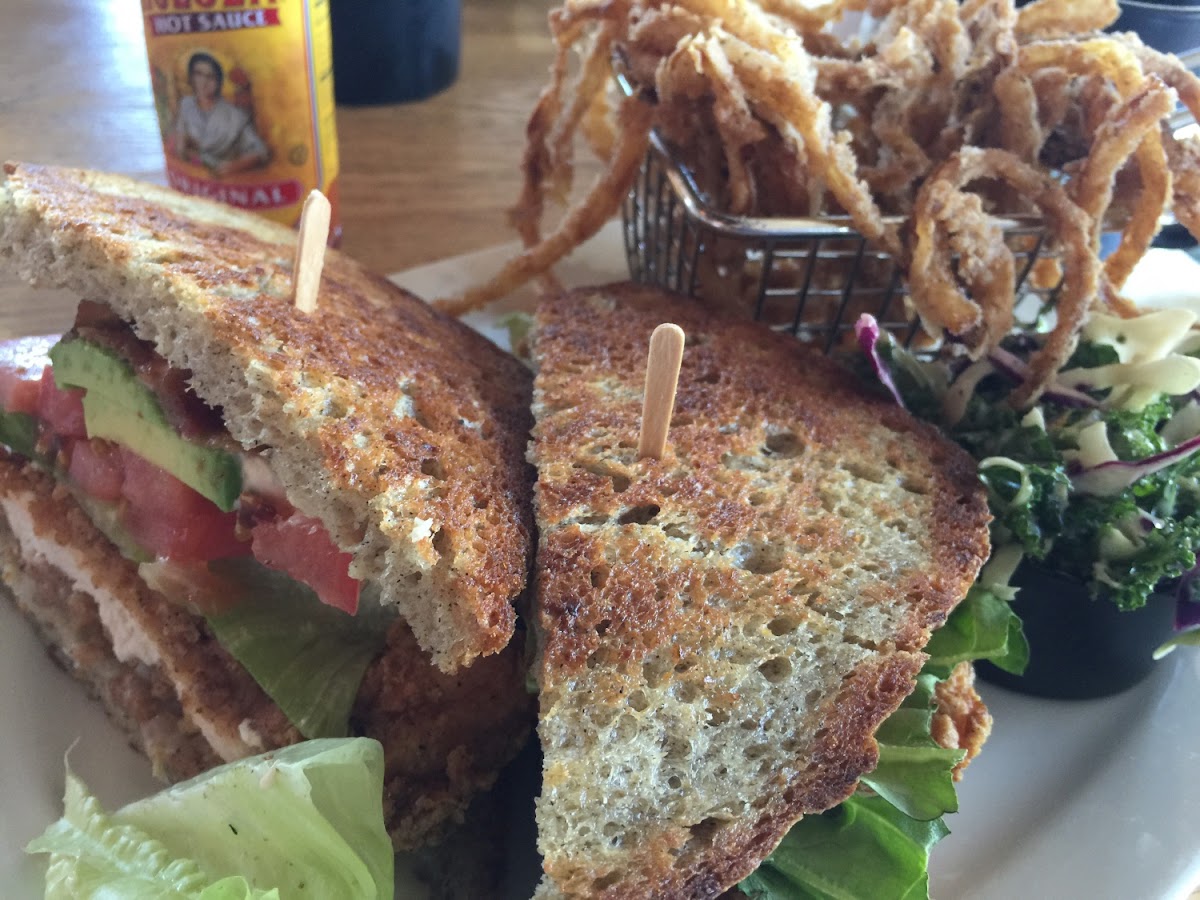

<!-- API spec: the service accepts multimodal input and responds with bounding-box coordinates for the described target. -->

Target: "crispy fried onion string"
[1017,38,1146,100]
[1124,38,1200,246]
[677,36,766,215]
[673,0,900,256]
[911,148,1101,408]
[448,0,1193,409]
[1069,77,1174,302]
[438,94,654,317]
[992,66,1043,165]
[1166,135,1200,244]
[909,184,1015,352]
[1014,0,1119,43]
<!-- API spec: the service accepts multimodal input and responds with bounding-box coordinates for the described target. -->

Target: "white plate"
[2,225,1199,899]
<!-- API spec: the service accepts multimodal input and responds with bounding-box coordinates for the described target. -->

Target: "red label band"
[143,1,280,10]
[166,169,302,210]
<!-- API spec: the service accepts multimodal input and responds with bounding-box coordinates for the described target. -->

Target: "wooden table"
[0,0,557,334]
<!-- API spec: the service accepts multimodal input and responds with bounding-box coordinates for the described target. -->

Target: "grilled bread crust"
[0,162,533,671]
[0,454,534,850]
[528,284,990,899]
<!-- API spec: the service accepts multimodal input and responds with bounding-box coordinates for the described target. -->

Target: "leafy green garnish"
[739,796,949,900]
[1106,398,1172,460]
[204,560,388,739]
[925,584,1029,677]
[1050,486,1200,611]
[978,460,1070,560]
[27,739,393,899]
[498,312,535,364]
[860,675,964,821]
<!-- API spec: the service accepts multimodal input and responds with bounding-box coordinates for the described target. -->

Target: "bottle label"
[141,0,340,231]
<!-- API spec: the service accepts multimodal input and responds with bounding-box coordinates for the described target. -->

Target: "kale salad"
[857,306,1200,659]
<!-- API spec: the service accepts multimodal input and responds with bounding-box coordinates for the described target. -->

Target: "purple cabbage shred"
[854,314,905,409]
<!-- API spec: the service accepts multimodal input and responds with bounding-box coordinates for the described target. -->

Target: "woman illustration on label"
[173,52,269,177]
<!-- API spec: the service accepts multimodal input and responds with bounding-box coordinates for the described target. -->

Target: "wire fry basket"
[621,130,1062,354]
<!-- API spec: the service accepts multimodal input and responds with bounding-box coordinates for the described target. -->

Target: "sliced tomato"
[119,448,250,563]
[0,335,55,414]
[67,439,125,502]
[250,513,360,614]
[37,369,87,439]
[0,369,43,415]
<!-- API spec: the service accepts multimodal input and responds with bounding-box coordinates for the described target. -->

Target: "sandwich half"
[527,284,992,897]
[0,162,535,846]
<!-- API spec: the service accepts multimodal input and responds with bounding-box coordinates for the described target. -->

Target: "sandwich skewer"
[637,322,685,460]
[291,189,332,314]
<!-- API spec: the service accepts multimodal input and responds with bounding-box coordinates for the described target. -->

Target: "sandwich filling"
[0,301,390,741]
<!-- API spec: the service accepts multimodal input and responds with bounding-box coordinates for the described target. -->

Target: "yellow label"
[141,0,340,231]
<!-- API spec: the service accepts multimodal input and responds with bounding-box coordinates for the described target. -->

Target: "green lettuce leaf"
[924,583,1030,676]
[0,409,39,458]
[203,560,388,739]
[738,795,949,900]
[27,739,391,899]
[498,311,535,361]
[860,675,964,821]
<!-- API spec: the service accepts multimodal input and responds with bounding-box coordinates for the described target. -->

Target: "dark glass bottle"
[330,0,462,105]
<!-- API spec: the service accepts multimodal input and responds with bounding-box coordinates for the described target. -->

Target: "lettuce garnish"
[860,674,965,822]
[739,796,948,900]
[923,583,1029,677]
[201,560,388,739]
[27,738,394,899]
[0,409,39,459]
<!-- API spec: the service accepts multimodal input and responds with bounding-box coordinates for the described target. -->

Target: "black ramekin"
[977,561,1178,699]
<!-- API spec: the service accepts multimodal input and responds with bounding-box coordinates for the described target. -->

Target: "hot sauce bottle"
[139,0,342,244]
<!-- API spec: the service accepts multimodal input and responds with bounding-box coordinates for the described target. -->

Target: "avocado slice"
[48,339,242,512]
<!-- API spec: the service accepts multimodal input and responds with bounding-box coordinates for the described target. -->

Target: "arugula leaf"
[739,796,948,900]
[860,675,964,821]
[925,584,1030,676]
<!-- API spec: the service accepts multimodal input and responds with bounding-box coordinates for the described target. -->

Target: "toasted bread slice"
[0,162,532,671]
[527,284,990,899]
[0,455,533,849]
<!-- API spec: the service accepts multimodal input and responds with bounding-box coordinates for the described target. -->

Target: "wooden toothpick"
[638,323,685,460]
[292,189,332,314]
